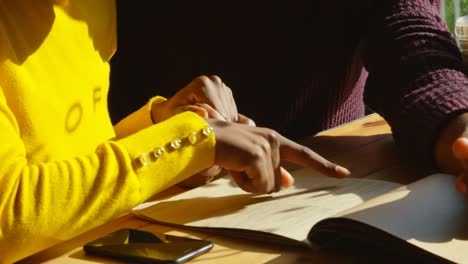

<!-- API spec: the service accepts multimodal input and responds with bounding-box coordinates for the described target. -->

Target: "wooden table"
[18,114,429,264]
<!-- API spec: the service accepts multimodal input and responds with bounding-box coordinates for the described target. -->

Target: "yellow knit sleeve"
[113,96,167,139]
[117,111,216,199]
[0,90,215,263]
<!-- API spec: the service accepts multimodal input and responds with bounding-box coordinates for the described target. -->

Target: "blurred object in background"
[441,0,468,33]
[455,15,468,61]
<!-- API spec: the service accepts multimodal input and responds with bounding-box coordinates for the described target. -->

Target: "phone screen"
[83,229,213,264]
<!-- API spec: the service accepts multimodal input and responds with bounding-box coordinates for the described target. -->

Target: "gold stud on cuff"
[170,138,182,150]
[138,153,149,167]
[202,126,213,137]
[153,147,165,159]
[188,132,198,145]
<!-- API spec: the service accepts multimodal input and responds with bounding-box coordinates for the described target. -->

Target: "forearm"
[0,143,141,263]
[363,0,468,170]
[0,112,215,263]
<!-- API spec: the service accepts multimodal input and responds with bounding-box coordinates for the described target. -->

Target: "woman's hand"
[157,75,254,188]
[151,75,243,123]
[207,119,350,194]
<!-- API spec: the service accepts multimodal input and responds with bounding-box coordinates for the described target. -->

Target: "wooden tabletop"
[18,114,429,264]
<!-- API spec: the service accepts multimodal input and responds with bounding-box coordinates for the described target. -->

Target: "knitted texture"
[363,0,468,170]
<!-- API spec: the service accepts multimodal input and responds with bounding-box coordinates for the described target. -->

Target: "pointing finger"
[279,136,350,178]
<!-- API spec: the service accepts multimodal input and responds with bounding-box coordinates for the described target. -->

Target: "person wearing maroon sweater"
[109,0,468,192]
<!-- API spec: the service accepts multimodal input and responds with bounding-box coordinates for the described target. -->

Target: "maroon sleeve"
[362,0,468,171]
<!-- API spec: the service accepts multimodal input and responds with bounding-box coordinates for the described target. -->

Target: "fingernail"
[335,166,351,177]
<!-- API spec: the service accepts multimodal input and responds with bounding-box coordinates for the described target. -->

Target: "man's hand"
[435,112,468,194]
[452,138,468,193]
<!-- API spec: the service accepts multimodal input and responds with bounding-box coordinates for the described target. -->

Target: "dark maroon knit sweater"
[363,0,468,169]
[110,0,468,170]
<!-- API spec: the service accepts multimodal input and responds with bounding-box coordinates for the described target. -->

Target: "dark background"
[109,1,369,137]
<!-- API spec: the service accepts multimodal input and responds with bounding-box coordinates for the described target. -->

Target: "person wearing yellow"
[0,0,350,263]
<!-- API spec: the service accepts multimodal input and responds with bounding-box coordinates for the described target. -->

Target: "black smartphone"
[83,228,213,264]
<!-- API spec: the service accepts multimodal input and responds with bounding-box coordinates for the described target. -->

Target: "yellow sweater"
[0,1,215,263]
